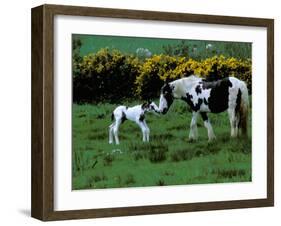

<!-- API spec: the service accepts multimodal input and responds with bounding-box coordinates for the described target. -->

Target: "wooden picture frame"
[31,4,274,221]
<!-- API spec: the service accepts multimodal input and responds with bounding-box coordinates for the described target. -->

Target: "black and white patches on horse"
[200,112,208,122]
[181,78,233,113]
[121,111,127,123]
[201,78,233,113]
[139,113,145,122]
[182,93,203,112]
[158,75,249,141]
[195,85,202,95]
[203,98,208,105]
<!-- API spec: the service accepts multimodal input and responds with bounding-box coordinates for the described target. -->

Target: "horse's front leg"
[201,112,216,141]
[189,112,198,140]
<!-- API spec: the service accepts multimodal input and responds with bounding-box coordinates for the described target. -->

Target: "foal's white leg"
[109,122,115,144]
[137,120,148,142]
[189,112,198,140]
[143,120,150,142]
[113,120,121,144]
[204,120,216,141]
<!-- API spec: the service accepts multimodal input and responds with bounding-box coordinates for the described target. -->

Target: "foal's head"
[141,101,160,114]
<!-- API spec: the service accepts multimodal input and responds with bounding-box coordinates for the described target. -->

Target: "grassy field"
[73,34,251,60]
[72,99,252,190]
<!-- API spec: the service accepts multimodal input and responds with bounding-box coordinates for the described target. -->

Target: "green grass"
[72,99,252,190]
[73,34,251,60]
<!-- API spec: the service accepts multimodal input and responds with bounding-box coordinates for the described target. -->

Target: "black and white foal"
[109,102,159,144]
[159,75,249,141]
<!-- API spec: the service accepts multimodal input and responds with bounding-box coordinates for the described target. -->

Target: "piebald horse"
[158,75,249,141]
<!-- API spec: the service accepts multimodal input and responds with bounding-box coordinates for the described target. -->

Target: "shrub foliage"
[73,49,251,103]
[73,48,140,103]
[136,55,251,99]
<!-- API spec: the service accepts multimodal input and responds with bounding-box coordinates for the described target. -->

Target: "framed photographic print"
[31,4,274,221]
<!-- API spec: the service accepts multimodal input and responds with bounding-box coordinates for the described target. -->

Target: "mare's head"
[159,82,174,114]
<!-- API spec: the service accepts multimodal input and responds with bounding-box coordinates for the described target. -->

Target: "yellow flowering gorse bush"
[74,49,251,102]
[73,48,140,103]
[135,55,251,99]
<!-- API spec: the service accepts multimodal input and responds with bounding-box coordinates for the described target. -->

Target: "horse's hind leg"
[201,112,216,141]
[189,112,198,140]
[228,109,235,137]
[228,108,238,137]
[234,114,240,137]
